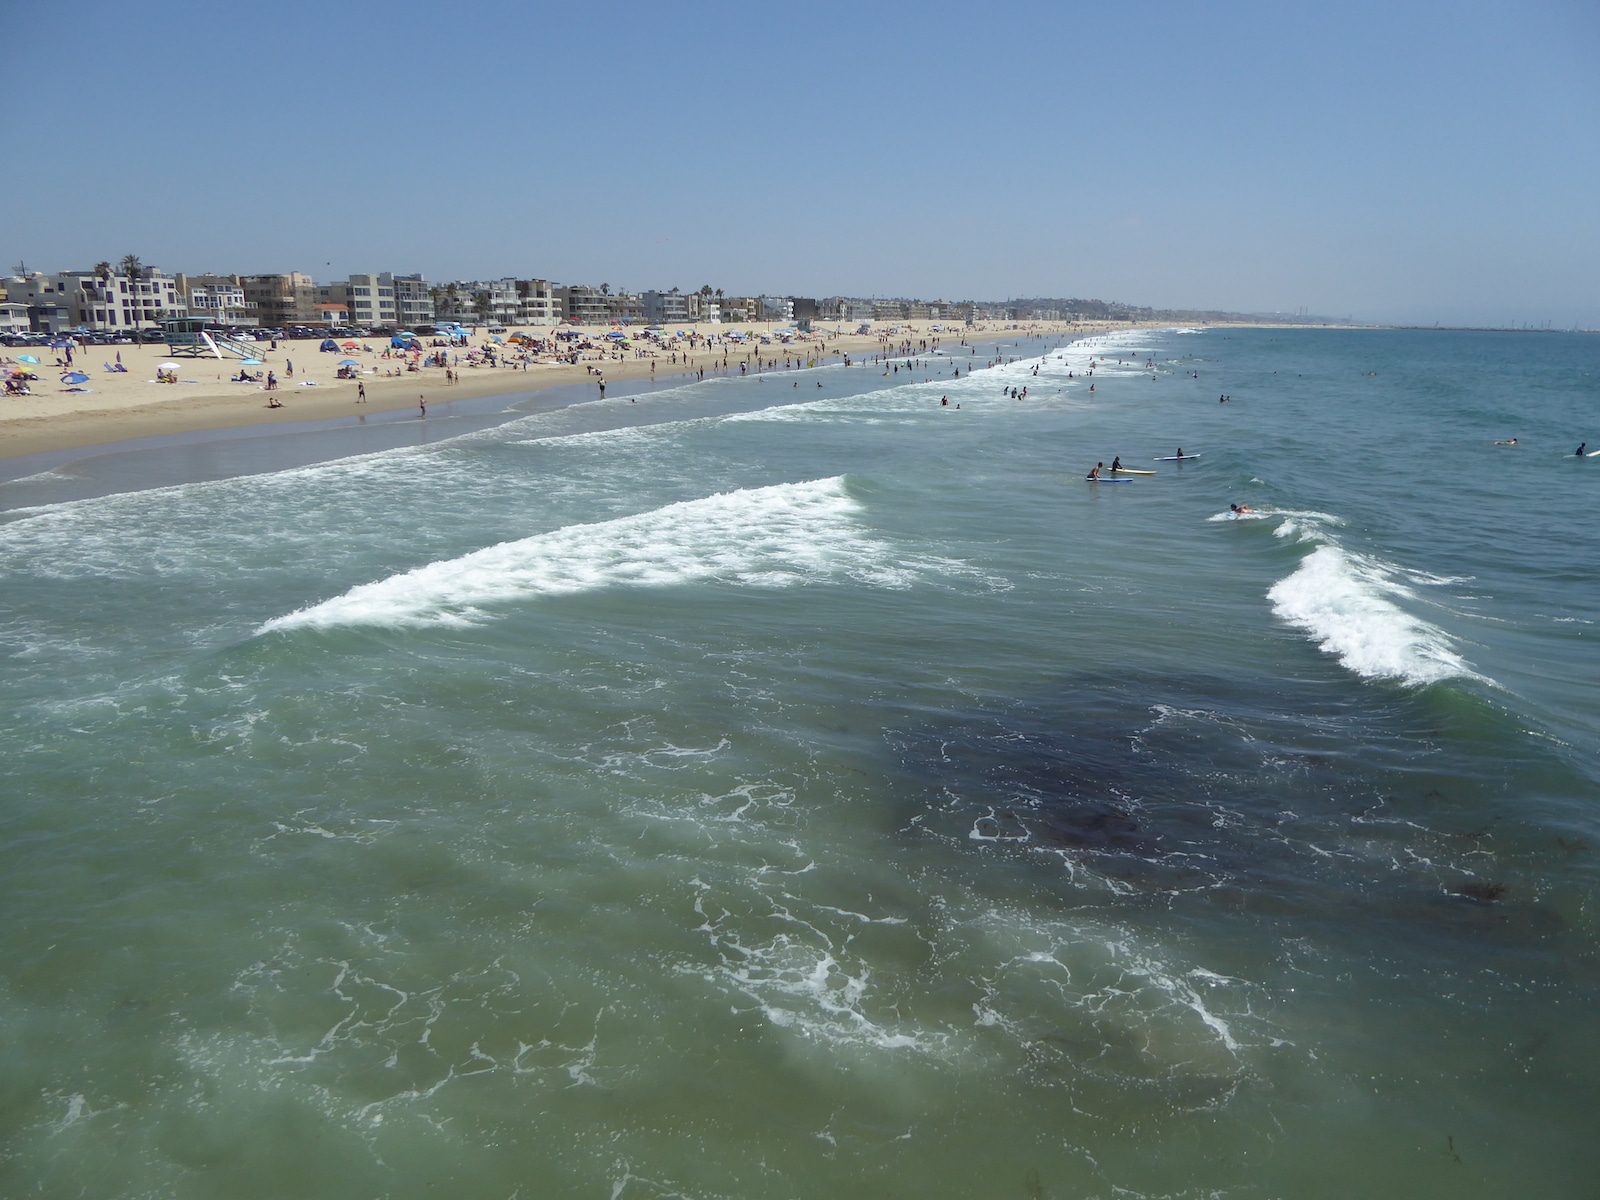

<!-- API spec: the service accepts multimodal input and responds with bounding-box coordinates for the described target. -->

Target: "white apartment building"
[514,279,560,325]
[759,296,795,323]
[345,273,397,328]
[643,290,691,324]
[176,274,257,325]
[391,274,434,329]
[11,268,185,330]
[0,301,30,335]
[557,286,611,326]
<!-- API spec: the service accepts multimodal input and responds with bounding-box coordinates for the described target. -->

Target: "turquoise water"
[3,328,1597,1197]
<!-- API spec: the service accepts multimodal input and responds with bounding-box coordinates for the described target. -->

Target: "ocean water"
[2,327,1597,1198]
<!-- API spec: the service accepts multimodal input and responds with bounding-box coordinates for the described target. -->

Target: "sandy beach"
[0,319,1116,461]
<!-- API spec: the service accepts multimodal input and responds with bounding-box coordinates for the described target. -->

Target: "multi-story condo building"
[10,267,185,331]
[175,274,257,325]
[759,296,795,323]
[241,272,320,327]
[514,279,560,325]
[643,290,691,324]
[344,273,397,328]
[825,297,876,322]
[608,293,646,325]
[0,301,31,335]
[557,285,611,326]
[391,273,434,329]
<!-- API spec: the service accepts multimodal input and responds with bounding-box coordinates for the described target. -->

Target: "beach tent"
[319,338,339,352]
[61,372,89,384]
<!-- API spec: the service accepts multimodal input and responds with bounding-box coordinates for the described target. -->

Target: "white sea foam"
[1268,544,1480,686]
[260,476,904,631]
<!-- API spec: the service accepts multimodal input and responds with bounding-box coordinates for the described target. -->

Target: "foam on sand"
[260,477,904,632]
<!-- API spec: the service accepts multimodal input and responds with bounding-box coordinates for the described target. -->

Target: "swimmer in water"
[1230,502,1252,515]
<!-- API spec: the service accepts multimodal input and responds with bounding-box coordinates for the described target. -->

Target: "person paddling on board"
[1111,456,1123,472]
[1087,462,1104,480]
[1175,448,1186,459]
[1578,442,1589,457]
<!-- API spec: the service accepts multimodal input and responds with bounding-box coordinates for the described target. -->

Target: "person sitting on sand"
[266,396,283,409]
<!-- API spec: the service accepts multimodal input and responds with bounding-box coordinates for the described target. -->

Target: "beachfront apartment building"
[558,286,611,326]
[759,296,795,323]
[392,274,434,329]
[175,274,258,326]
[514,279,560,325]
[241,272,320,327]
[824,298,876,323]
[610,293,646,325]
[643,291,691,324]
[0,301,30,335]
[9,268,185,331]
[425,279,545,328]
[344,274,398,328]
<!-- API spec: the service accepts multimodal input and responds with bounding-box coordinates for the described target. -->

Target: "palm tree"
[94,261,112,282]
[119,254,144,285]
[600,283,610,296]
[472,292,492,323]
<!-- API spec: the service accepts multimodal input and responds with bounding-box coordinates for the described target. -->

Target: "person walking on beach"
[419,395,426,418]
[357,381,366,403]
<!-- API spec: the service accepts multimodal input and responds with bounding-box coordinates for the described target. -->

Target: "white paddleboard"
[1153,454,1201,461]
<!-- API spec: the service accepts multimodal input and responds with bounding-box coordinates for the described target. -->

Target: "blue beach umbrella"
[338,358,361,367]
[61,371,90,384]
[18,354,40,364]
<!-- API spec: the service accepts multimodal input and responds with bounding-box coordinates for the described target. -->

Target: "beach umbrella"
[341,340,360,348]
[158,361,180,370]
[61,372,90,384]
[338,358,361,367]
[18,354,40,364]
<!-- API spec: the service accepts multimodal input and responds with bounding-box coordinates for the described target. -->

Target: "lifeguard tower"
[159,316,260,359]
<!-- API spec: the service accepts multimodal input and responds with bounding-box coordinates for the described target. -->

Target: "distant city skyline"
[7,0,1597,329]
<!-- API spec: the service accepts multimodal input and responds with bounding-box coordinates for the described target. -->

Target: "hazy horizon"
[6,0,1597,329]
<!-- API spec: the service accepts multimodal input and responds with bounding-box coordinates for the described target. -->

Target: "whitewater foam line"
[259,476,904,632]
[1268,543,1482,686]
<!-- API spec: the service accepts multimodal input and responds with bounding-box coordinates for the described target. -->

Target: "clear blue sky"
[8,0,1598,326]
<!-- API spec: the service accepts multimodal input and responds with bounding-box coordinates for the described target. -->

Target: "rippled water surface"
[3,328,1597,1198]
